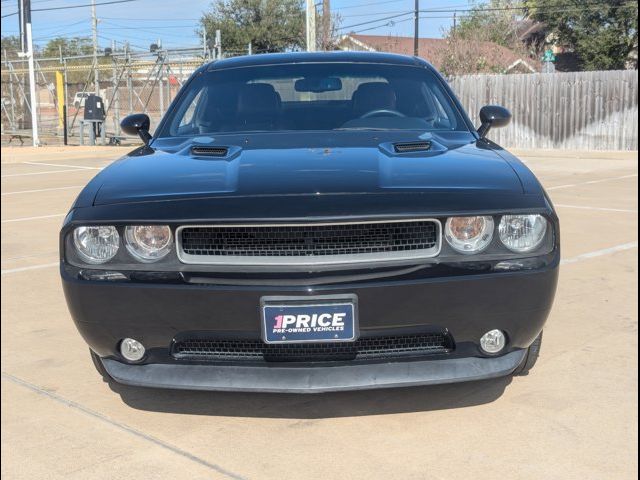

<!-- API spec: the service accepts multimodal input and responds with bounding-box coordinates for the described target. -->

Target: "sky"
[0,0,473,55]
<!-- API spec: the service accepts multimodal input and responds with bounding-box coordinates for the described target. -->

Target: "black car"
[60,52,559,393]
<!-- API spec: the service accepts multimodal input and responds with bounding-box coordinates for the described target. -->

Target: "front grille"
[172,333,453,363]
[178,220,440,264]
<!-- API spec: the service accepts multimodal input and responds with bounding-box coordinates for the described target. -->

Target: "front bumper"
[101,349,526,393]
[62,255,558,391]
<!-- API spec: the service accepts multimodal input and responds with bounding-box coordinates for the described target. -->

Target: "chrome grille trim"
[176,219,442,266]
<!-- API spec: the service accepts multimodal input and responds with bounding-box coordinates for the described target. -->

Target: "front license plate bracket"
[260,294,359,344]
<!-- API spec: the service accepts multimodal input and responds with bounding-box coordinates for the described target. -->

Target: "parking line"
[1,185,83,196]
[1,168,93,178]
[1,262,59,275]
[23,161,104,170]
[547,174,638,191]
[561,241,638,265]
[555,204,638,213]
[1,213,66,223]
[1,372,247,480]
[3,251,58,261]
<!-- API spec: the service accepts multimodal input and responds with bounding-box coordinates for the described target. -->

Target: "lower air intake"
[172,333,453,363]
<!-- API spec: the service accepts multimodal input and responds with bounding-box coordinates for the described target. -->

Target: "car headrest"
[196,85,237,126]
[237,83,281,115]
[352,82,397,116]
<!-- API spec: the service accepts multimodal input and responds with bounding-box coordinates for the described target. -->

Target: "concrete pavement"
[1,146,637,480]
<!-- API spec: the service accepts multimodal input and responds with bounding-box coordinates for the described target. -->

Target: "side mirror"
[477,105,511,139]
[120,113,152,145]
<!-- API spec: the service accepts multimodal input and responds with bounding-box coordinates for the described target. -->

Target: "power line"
[419,0,638,14]
[1,0,142,19]
[333,0,409,11]
[337,0,638,32]
[341,10,408,19]
[95,34,147,51]
[100,20,197,30]
[38,20,90,32]
[33,28,92,41]
[338,11,413,31]
[350,15,414,34]
[31,0,139,12]
[100,16,199,21]
[100,24,198,28]
[100,20,199,39]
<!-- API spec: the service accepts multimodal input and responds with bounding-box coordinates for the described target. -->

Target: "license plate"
[261,295,358,344]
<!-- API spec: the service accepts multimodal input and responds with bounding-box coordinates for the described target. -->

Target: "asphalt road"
[1,146,638,480]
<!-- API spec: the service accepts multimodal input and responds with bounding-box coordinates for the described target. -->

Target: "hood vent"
[393,141,432,153]
[191,146,229,157]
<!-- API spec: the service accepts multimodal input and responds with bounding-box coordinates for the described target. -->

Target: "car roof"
[205,51,432,71]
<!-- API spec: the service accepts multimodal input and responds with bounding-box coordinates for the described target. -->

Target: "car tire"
[90,349,114,382]
[513,331,543,376]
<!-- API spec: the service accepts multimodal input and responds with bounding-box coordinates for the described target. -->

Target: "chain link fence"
[1,51,210,145]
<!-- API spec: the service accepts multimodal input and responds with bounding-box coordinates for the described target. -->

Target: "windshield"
[158,63,469,137]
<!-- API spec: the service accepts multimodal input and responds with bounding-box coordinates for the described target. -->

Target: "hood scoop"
[393,141,432,153]
[191,145,230,157]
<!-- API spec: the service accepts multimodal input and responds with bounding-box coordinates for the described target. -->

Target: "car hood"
[92,132,524,207]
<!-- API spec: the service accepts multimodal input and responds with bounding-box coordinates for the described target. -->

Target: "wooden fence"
[449,70,638,151]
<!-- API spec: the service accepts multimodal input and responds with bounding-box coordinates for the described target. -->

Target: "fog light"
[79,270,128,281]
[480,329,506,354]
[120,338,145,362]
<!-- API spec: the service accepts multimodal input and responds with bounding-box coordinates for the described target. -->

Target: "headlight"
[499,215,548,253]
[124,225,173,262]
[73,226,120,264]
[445,216,494,254]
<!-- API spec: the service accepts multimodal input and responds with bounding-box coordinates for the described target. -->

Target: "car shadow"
[107,376,513,418]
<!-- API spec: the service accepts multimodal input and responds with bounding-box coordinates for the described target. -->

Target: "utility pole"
[202,29,207,59]
[413,0,419,57]
[111,39,120,135]
[91,0,99,94]
[18,0,26,52]
[63,57,69,145]
[453,12,457,37]
[214,30,222,59]
[306,0,316,52]
[125,42,133,114]
[20,0,39,146]
[322,0,330,50]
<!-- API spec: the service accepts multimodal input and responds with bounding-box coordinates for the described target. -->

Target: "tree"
[38,37,102,85]
[452,0,527,49]
[525,0,638,70]
[42,37,94,58]
[440,1,537,75]
[1,35,22,59]
[200,0,306,55]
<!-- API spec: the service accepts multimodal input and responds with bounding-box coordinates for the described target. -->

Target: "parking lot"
[1,146,637,479]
